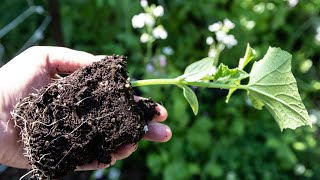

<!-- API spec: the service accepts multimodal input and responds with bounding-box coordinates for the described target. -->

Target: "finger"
[143,121,172,142]
[95,55,108,60]
[112,143,138,161]
[76,143,137,171]
[154,104,168,122]
[134,96,168,122]
[36,46,104,74]
[76,160,110,171]
[76,122,170,171]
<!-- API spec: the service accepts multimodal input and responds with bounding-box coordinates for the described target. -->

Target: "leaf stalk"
[131,78,248,90]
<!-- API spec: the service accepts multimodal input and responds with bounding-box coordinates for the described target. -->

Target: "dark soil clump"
[12,55,158,179]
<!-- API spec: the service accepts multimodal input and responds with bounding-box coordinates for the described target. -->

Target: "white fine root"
[143,125,148,134]
[19,169,37,180]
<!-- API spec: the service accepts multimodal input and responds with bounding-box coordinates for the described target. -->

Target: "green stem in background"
[145,40,153,64]
[131,78,248,90]
[143,23,154,64]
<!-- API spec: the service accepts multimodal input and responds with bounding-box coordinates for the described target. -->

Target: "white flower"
[222,34,238,48]
[300,59,313,73]
[208,22,222,32]
[152,25,167,39]
[140,33,151,43]
[144,14,155,26]
[216,30,227,42]
[226,171,236,180]
[309,109,320,124]
[140,0,148,8]
[288,0,299,7]
[223,19,235,29]
[309,114,318,124]
[162,46,174,55]
[132,13,146,28]
[206,36,214,45]
[294,164,306,175]
[245,20,256,30]
[131,13,155,28]
[153,5,164,17]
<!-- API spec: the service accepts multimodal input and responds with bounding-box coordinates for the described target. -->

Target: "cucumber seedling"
[13,45,310,179]
[132,45,311,130]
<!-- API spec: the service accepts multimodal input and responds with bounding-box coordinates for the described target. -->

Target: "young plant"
[132,44,311,130]
[13,45,310,179]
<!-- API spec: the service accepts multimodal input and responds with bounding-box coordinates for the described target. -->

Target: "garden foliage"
[1,0,320,179]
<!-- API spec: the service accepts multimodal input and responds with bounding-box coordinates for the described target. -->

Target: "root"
[4,119,10,132]
[12,111,65,129]
[67,118,89,136]
[75,96,93,106]
[43,118,89,150]
[54,146,73,169]
[43,136,65,151]
[12,111,48,179]
[19,169,37,180]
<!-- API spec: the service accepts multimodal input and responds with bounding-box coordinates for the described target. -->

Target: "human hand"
[0,46,172,170]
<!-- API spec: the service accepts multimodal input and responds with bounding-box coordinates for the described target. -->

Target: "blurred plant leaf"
[179,57,214,81]
[179,85,198,115]
[247,47,311,130]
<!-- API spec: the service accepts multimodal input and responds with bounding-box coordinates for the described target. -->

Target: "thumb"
[37,46,104,75]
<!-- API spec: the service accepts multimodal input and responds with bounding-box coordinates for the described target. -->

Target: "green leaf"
[226,44,256,102]
[213,64,249,84]
[247,47,311,130]
[213,64,249,103]
[226,88,236,103]
[238,44,257,70]
[179,57,214,82]
[179,85,199,115]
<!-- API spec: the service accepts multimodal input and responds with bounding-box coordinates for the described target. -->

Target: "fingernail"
[98,163,110,169]
[134,144,138,151]
[111,160,116,166]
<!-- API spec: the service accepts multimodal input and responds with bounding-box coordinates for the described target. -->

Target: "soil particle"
[12,55,158,179]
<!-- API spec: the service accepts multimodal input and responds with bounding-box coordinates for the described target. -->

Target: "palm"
[0,48,53,168]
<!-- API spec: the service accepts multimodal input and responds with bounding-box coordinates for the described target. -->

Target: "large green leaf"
[247,47,311,130]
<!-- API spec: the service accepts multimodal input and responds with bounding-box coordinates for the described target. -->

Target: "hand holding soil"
[0,47,171,177]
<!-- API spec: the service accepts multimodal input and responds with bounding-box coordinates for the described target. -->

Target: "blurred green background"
[1,0,320,179]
